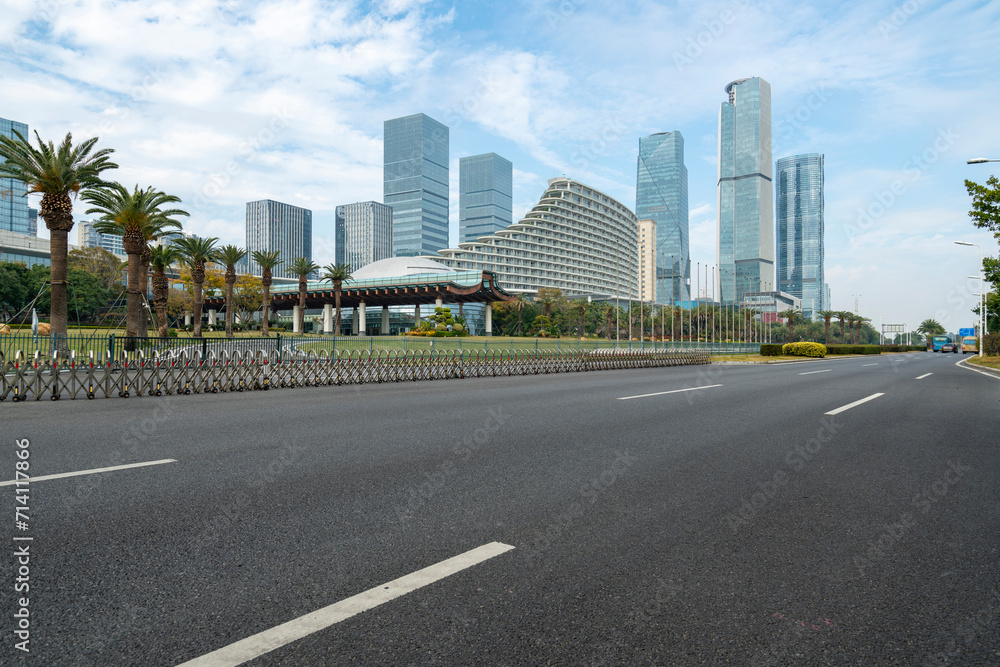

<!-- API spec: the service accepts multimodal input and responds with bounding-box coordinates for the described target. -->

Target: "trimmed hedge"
[782,342,827,358]
[827,344,881,355]
[760,344,784,356]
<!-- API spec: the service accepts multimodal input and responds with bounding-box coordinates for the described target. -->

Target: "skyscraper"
[245,199,312,276]
[776,154,825,320]
[0,117,31,235]
[77,220,126,257]
[637,219,657,302]
[636,131,689,304]
[335,201,393,271]
[717,77,774,304]
[383,114,449,257]
[459,153,513,244]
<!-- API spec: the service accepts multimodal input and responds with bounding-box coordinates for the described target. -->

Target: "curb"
[957,358,1000,380]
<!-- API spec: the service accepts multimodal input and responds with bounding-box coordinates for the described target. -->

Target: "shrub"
[827,345,881,355]
[760,344,784,356]
[782,342,827,358]
[985,333,1000,356]
[434,323,447,332]
[167,328,178,338]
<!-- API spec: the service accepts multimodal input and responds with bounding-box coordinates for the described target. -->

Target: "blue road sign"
[959,328,975,336]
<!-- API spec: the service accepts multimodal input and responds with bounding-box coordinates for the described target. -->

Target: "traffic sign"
[959,328,975,336]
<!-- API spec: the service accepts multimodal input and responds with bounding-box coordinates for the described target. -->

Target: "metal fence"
[0,332,757,361]
[0,347,711,402]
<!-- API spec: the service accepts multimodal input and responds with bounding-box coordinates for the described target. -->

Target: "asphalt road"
[2,351,998,665]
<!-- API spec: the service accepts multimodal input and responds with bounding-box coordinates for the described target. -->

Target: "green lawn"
[967,356,1000,371]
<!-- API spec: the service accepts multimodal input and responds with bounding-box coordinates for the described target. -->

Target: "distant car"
[941,343,957,353]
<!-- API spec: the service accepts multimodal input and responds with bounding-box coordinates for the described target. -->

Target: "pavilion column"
[414,304,420,327]
[435,294,443,309]
[352,307,359,335]
[185,313,191,326]
[292,306,301,333]
[382,306,390,335]
[459,302,464,318]
[485,303,493,337]
[359,300,367,335]
[208,309,217,326]
[323,304,333,333]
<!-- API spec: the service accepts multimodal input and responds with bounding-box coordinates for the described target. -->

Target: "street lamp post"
[955,241,984,358]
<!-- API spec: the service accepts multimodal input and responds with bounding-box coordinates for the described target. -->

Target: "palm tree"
[83,183,186,341]
[319,262,352,336]
[175,237,220,337]
[514,294,527,336]
[836,311,851,343]
[916,318,946,345]
[252,250,283,336]
[856,316,872,345]
[287,257,320,334]
[573,298,589,337]
[779,309,799,342]
[149,245,181,337]
[217,245,247,338]
[138,218,184,338]
[0,130,117,339]
[817,310,837,345]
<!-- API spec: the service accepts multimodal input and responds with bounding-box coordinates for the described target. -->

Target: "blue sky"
[2,0,998,332]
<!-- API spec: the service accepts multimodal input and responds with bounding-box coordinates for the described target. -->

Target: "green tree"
[149,245,181,337]
[916,318,946,343]
[217,245,247,338]
[252,250,283,336]
[965,175,1000,235]
[83,183,186,341]
[319,262,352,336]
[68,246,124,292]
[287,257,320,334]
[779,309,799,342]
[0,262,32,322]
[232,274,264,330]
[27,264,111,322]
[836,311,851,343]
[175,237,219,337]
[0,130,117,339]
[816,310,837,345]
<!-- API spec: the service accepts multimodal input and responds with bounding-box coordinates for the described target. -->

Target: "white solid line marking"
[799,369,831,375]
[618,384,723,401]
[916,373,933,380]
[862,363,878,367]
[825,393,885,416]
[956,358,1000,380]
[0,459,177,487]
[176,542,515,667]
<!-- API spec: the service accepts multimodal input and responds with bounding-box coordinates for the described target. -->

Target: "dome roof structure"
[351,256,453,280]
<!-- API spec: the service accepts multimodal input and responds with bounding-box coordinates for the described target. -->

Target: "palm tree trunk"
[125,251,142,340]
[225,278,235,338]
[298,278,306,333]
[193,281,204,338]
[48,227,70,341]
[334,280,342,335]
[139,256,150,338]
[261,284,270,337]
[517,306,523,335]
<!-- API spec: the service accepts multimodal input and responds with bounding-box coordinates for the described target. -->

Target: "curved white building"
[425,178,639,299]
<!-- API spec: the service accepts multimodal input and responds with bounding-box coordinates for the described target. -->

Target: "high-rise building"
[335,201,393,271]
[637,219,657,302]
[245,199,312,276]
[459,153,513,244]
[426,178,639,300]
[383,113,449,257]
[776,153,825,320]
[27,208,37,236]
[717,77,774,303]
[77,220,126,257]
[636,131,689,304]
[0,117,31,235]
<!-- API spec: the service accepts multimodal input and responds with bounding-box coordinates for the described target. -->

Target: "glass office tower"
[776,153,825,320]
[636,131,689,304]
[245,200,312,276]
[459,153,513,245]
[717,77,774,303]
[335,201,393,271]
[0,117,31,235]
[383,114,449,257]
